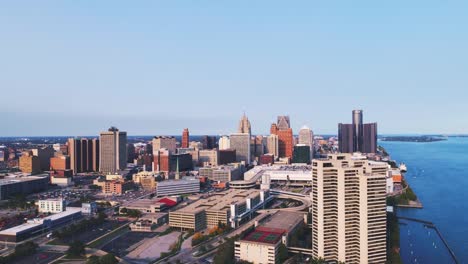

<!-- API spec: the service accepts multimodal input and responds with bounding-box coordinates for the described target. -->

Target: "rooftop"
[242,226,285,245]
[0,207,82,236]
[261,211,304,232]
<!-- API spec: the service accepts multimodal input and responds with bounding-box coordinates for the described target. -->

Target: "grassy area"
[87,224,129,249]
[387,213,402,264]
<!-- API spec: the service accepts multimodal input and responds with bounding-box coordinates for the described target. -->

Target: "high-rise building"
[218,136,230,150]
[298,126,314,156]
[311,154,387,263]
[50,156,70,171]
[182,128,190,148]
[127,143,136,163]
[277,116,290,130]
[99,127,127,174]
[32,146,54,171]
[271,116,294,159]
[265,134,279,159]
[152,136,177,154]
[292,145,310,164]
[338,110,378,153]
[19,151,41,174]
[202,136,217,149]
[153,148,170,174]
[230,133,251,164]
[238,113,252,135]
[68,138,99,174]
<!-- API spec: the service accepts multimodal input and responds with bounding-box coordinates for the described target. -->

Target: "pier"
[398,216,459,264]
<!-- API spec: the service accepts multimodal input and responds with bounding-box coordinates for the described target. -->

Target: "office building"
[292,144,311,164]
[198,165,241,182]
[170,153,193,173]
[260,154,275,165]
[19,151,41,174]
[127,143,136,163]
[31,146,54,171]
[202,136,217,149]
[50,156,70,171]
[230,133,251,164]
[218,135,230,150]
[219,149,236,165]
[133,171,157,191]
[38,198,67,214]
[153,136,177,154]
[198,149,219,166]
[0,175,49,200]
[271,116,294,159]
[103,180,133,195]
[235,211,305,264]
[50,170,73,187]
[311,154,387,263]
[338,110,378,153]
[298,126,314,155]
[189,141,203,150]
[0,207,82,242]
[68,138,99,174]
[238,113,252,135]
[169,189,271,231]
[156,177,200,197]
[266,134,279,159]
[82,202,98,215]
[153,148,171,174]
[100,127,127,174]
[120,197,179,214]
[182,128,190,148]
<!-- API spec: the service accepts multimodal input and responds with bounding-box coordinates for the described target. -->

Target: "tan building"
[152,136,177,154]
[50,156,70,171]
[311,154,387,263]
[198,165,241,182]
[169,189,271,231]
[31,146,54,171]
[99,127,127,174]
[103,180,132,195]
[19,151,41,174]
[198,149,219,166]
[133,171,157,190]
[266,134,279,159]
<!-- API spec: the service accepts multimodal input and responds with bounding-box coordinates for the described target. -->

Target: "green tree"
[213,237,236,264]
[66,240,85,258]
[277,243,288,263]
[86,256,101,264]
[14,241,38,256]
[100,253,119,264]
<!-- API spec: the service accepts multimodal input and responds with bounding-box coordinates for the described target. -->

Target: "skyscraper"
[99,127,127,174]
[298,125,314,156]
[311,154,387,263]
[152,136,177,154]
[277,115,290,130]
[238,113,252,135]
[271,116,294,159]
[182,128,190,148]
[338,110,377,153]
[265,134,279,159]
[218,135,230,150]
[229,133,251,164]
[68,138,99,174]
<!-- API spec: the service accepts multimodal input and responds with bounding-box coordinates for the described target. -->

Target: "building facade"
[338,110,378,154]
[38,198,66,214]
[153,136,177,154]
[311,154,387,263]
[182,128,190,148]
[100,127,127,174]
[230,133,251,164]
[19,151,41,174]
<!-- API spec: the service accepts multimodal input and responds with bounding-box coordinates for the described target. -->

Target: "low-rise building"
[235,211,305,264]
[50,170,73,187]
[169,189,272,231]
[82,202,97,215]
[0,207,82,242]
[156,177,200,197]
[0,174,49,200]
[198,165,241,182]
[37,198,67,214]
[129,213,169,232]
[103,180,133,195]
[119,197,178,214]
[132,171,157,191]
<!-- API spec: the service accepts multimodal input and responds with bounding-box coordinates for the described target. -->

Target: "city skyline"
[2,1,468,136]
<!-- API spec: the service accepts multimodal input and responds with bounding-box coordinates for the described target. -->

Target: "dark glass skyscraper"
[338,110,377,153]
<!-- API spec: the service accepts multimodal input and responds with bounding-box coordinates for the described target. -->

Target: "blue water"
[381,138,468,263]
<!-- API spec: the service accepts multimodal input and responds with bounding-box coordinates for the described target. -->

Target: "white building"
[311,154,387,263]
[38,198,67,214]
[265,134,279,159]
[218,136,230,150]
[298,125,314,155]
[156,177,200,197]
[230,133,251,164]
[51,175,73,187]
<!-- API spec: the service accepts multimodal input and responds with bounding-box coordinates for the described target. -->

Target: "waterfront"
[381,138,468,263]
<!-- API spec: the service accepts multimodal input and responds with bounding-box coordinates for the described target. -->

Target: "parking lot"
[56,219,129,245]
[12,252,63,264]
[102,231,158,257]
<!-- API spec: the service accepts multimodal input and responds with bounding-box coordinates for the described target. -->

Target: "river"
[380,138,468,263]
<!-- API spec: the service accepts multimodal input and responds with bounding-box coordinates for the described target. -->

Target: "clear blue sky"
[1,1,467,136]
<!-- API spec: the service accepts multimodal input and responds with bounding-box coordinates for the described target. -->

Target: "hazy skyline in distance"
[1,1,467,136]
